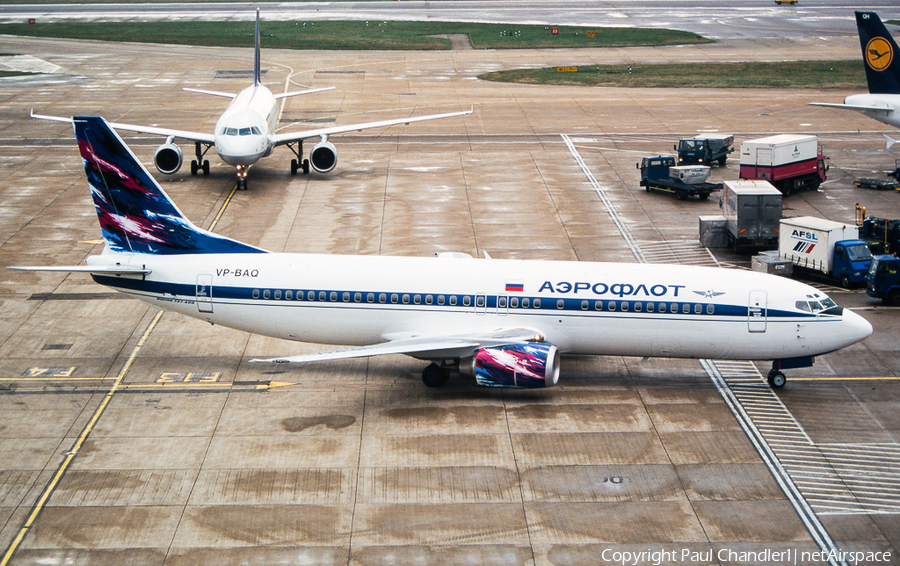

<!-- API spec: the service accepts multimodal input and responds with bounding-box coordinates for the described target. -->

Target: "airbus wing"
[32,111,215,144]
[270,107,473,146]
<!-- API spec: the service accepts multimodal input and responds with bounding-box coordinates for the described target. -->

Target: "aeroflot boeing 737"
[12,118,873,389]
[33,9,470,189]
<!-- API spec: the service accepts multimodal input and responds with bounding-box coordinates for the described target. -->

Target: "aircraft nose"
[842,308,873,346]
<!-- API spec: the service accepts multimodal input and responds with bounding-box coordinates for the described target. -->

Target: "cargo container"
[778,216,872,287]
[739,134,828,195]
[637,156,721,200]
[720,180,782,253]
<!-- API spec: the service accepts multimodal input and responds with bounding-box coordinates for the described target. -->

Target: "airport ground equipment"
[739,134,828,195]
[778,217,872,287]
[720,180,782,253]
[854,177,899,190]
[867,254,900,304]
[675,134,734,166]
[637,156,722,200]
[858,214,900,255]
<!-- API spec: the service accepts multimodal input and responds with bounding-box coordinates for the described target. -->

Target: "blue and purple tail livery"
[73,116,264,255]
[856,11,900,95]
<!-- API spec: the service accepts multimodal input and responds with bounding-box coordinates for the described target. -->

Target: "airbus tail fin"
[254,8,261,87]
[73,116,265,255]
[856,11,900,94]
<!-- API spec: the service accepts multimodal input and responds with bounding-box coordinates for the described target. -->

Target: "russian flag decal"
[505,281,524,292]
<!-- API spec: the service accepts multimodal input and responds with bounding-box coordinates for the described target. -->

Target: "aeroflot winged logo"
[866,37,893,72]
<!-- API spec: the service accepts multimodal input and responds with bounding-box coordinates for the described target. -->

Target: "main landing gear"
[190,142,211,176]
[287,140,310,175]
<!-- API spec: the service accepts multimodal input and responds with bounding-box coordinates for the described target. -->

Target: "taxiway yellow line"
[788,376,900,382]
[1,311,163,566]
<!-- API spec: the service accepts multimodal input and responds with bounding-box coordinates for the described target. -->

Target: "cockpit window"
[239,127,251,136]
[225,127,238,136]
[797,297,839,314]
[251,126,262,135]
[795,301,812,312]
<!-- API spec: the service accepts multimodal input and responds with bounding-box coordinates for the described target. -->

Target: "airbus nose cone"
[843,308,873,346]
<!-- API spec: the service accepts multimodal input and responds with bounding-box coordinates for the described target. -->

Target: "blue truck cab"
[867,254,900,305]
[832,240,873,287]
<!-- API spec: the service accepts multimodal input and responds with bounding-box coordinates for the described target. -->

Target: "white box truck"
[739,134,828,195]
[779,216,872,287]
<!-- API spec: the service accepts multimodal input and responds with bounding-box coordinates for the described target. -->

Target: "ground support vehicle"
[778,217,872,287]
[637,156,722,200]
[720,180,782,253]
[854,178,899,190]
[860,214,900,255]
[739,134,828,195]
[867,254,900,305]
[675,134,734,166]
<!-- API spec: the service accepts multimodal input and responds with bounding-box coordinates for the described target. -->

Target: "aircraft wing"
[271,108,472,146]
[809,102,893,112]
[32,111,215,144]
[250,327,545,364]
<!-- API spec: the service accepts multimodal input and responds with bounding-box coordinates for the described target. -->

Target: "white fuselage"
[844,93,900,128]
[87,252,873,363]
[213,85,278,166]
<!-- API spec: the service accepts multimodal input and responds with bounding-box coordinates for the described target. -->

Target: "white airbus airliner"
[11,117,873,389]
[810,11,900,148]
[33,9,471,189]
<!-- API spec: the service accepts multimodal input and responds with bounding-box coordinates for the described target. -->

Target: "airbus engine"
[154,143,183,175]
[460,343,560,389]
[309,140,338,173]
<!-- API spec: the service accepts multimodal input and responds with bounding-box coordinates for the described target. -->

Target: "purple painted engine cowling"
[463,343,560,388]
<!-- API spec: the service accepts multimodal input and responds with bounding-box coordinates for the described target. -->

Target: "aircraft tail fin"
[72,116,265,255]
[855,11,900,94]
[254,8,261,87]
[887,134,899,150]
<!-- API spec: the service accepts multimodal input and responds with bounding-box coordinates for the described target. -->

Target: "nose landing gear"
[236,165,249,190]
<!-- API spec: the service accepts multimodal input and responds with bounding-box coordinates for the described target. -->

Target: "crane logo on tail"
[866,37,893,72]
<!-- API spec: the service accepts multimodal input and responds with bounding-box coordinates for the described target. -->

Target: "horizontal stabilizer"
[8,265,151,274]
[183,87,236,99]
[808,102,893,112]
[273,86,336,100]
[887,134,898,150]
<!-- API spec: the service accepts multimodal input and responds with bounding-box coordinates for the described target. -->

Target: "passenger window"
[450,296,457,306]
[476,296,485,307]
[252,289,260,299]
[402,294,410,304]
[425,295,433,305]
[670,304,678,313]
[318,291,326,301]
[463,296,472,307]
[354,293,362,302]
[391,294,399,304]
[706,304,715,314]
[379,293,386,303]
[621,302,629,312]
[263,290,270,299]
[634,302,642,312]
[682,304,690,314]
[414,295,421,305]
[330,291,337,302]
[557,299,565,310]
[438,295,445,305]
[594,301,602,310]
[523,298,530,308]
[658,303,666,312]
[285,290,292,300]
[534,298,541,308]
[609,301,616,311]
[274,290,281,300]
[581,300,588,310]
[646,302,654,313]
[367,293,374,303]
[511,297,519,308]
[499,297,507,308]
[307,291,315,301]
[694,304,702,314]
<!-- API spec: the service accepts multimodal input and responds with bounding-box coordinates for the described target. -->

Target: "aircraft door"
[748,290,766,332]
[196,274,213,313]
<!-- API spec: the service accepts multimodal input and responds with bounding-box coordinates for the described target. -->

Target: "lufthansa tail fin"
[73,116,265,256]
[856,11,900,94]
[254,8,261,87]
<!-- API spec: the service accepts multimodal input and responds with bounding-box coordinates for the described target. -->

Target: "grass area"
[480,60,868,89]
[0,20,710,50]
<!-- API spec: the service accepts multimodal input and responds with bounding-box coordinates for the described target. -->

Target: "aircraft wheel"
[237,178,248,191]
[202,160,210,175]
[422,363,449,388]
[190,160,199,175]
[840,275,850,288]
[291,159,299,175]
[302,159,310,174]
[767,370,786,388]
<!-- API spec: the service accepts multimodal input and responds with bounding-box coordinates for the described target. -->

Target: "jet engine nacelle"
[154,143,183,175]
[461,343,560,389]
[309,140,338,173]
